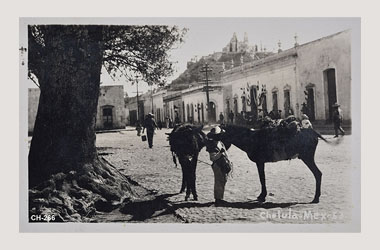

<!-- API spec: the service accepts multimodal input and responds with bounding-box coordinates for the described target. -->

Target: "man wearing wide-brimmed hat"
[142,113,158,148]
[332,103,345,138]
[206,126,231,206]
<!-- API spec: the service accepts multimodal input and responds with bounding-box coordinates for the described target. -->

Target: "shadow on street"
[119,191,308,221]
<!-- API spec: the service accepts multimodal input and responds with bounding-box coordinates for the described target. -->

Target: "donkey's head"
[167,124,206,155]
[218,124,233,150]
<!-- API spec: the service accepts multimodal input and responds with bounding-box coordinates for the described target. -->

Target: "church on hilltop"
[223,32,253,54]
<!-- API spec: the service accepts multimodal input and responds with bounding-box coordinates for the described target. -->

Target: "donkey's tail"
[314,130,329,143]
[313,129,342,145]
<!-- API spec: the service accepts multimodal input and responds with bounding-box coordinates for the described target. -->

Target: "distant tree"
[27,25,185,221]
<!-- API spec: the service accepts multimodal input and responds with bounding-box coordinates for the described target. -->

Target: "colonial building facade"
[29,85,127,133]
[124,30,351,127]
[221,30,351,123]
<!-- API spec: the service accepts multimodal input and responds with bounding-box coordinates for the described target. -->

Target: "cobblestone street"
[95,127,355,224]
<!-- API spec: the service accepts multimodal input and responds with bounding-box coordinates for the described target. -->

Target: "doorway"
[250,87,258,120]
[284,90,291,117]
[209,101,216,122]
[102,107,113,129]
[306,87,316,121]
[272,91,278,111]
[324,69,337,121]
[233,98,238,115]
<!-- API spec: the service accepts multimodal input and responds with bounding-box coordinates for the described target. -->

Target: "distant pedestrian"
[169,117,173,128]
[165,116,170,128]
[206,126,231,206]
[157,120,163,130]
[143,113,158,148]
[219,112,225,124]
[301,114,313,129]
[228,110,234,124]
[332,103,345,138]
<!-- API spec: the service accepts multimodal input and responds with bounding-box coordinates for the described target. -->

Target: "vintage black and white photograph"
[19,17,360,232]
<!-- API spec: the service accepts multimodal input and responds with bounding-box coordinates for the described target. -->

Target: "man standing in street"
[143,113,158,148]
[332,103,345,138]
[219,112,225,124]
[228,110,234,124]
[206,126,231,206]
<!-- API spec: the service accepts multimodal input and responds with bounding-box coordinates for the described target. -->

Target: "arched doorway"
[272,91,278,111]
[233,98,238,115]
[241,96,247,112]
[284,90,291,117]
[209,101,217,122]
[261,93,267,115]
[250,87,258,120]
[102,106,113,129]
[324,69,337,121]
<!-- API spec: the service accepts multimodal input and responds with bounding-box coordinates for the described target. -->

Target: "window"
[272,91,278,111]
[261,93,267,114]
[284,90,291,117]
[241,96,247,112]
[233,98,238,114]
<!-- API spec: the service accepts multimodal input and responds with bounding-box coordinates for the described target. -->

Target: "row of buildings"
[126,30,351,127]
[28,30,351,133]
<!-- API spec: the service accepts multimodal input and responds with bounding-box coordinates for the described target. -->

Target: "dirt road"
[95,127,355,224]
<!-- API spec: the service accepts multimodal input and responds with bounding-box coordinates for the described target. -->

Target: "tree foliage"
[28,25,187,87]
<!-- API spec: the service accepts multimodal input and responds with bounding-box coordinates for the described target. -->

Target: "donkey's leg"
[180,164,186,193]
[190,154,198,201]
[179,156,190,200]
[256,162,267,202]
[184,157,192,201]
[301,156,322,203]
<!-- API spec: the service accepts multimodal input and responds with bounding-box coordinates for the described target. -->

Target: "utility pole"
[132,80,140,123]
[151,84,154,114]
[200,62,213,122]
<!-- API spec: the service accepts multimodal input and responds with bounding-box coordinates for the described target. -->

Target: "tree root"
[28,157,138,222]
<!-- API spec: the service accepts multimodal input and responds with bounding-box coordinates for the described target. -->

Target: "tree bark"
[28,26,104,187]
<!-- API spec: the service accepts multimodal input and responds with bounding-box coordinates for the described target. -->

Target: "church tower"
[244,32,248,44]
[229,32,238,52]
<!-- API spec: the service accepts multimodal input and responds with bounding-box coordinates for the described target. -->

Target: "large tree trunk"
[28,26,136,222]
[29,26,103,187]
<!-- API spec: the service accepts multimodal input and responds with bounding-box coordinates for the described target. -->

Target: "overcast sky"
[27,17,359,96]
